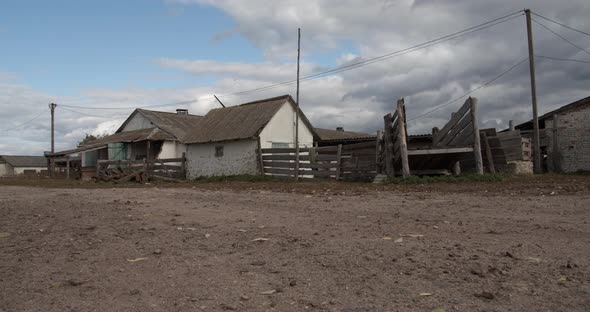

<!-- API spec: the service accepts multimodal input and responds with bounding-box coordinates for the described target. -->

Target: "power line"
[407,57,529,122]
[531,12,590,38]
[532,18,590,56]
[536,54,590,64]
[0,110,47,132]
[58,106,128,118]
[58,10,524,111]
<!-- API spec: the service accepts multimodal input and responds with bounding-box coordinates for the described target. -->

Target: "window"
[215,146,224,157]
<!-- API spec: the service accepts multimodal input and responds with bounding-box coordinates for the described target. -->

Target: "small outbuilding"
[0,155,47,176]
[515,95,590,173]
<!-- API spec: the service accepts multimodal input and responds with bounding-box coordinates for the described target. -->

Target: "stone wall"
[545,105,590,173]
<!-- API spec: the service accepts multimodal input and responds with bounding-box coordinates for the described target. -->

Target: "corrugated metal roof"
[315,128,376,142]
[0,155,47,167]
[47,128,173,157]
[183,95,317,144]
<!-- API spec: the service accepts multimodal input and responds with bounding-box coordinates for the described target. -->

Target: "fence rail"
[96,154,186,182]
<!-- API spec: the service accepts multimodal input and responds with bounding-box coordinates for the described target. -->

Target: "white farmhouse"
[46,94,317,179]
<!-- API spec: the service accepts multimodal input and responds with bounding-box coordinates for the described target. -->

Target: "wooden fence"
[96,154,186,183]
[259,142,379,181]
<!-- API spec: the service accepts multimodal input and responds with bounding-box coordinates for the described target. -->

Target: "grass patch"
[386,173,505,184]
[192,174,277,183]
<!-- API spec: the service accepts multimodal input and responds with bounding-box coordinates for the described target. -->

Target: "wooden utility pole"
[48,103,57,177]
[525,9,542,174]
[49,103,57,153]
[470,97,484,174]
[294,28,301,181]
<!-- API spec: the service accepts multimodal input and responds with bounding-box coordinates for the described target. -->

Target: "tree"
[78,133,106,147]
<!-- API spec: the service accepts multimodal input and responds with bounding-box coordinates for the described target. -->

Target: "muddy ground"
[1,175,589,311]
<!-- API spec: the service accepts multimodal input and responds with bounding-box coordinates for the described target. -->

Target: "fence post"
[256,136,264,175]
[375,130,383,174]
[481,132,495,173]
[470,97,484,174]
[95,160,100,180]
[336,144,343,180]
[397,98,410,178]
[181,152,187,179]
[383,113,394,177]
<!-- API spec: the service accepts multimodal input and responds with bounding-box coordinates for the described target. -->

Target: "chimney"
[176,109,188,115]
[336,127,344,132]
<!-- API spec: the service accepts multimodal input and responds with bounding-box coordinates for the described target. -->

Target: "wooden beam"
[375,130,383,174]
[434,98,472,146]
[470,97,484,174]
[481,132,496,173]
[383,113,394,177]
[407,147,474,155]
[256,137,264,175]
[336,144,343,180]
[397,98,410,178]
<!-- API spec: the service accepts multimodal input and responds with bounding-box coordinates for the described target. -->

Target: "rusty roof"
[116,109,203,139]
[315,128,376,142]
[0,155,47,167]
[47,128,173,157]
[183,95,317,144]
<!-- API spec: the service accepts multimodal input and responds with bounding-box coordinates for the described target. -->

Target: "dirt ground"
[1,175,589,311]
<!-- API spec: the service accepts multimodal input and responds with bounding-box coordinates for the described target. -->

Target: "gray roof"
[315,128,376,142]
[0,155,47,167]
[117,109,203,139]
[515,95,590,130]
[183,95,317,144]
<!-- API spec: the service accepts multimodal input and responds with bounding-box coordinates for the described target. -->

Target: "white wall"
[186,139,258,178]
[120,113,153,132]
[14,167,44,175]
[157,141,186,159]
[258,102,314,149]
[0,162,13,176]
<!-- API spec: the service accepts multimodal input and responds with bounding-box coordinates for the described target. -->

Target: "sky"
[0,0,589,155]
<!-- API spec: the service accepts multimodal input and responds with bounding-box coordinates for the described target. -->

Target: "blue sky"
[1,0,588,155]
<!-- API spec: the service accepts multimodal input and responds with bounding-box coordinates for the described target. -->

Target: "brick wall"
[545,105,590,173]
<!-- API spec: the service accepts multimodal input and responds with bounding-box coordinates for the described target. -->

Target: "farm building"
[0,155,47,176]
[46,94,317,180]
[515,95,590,173]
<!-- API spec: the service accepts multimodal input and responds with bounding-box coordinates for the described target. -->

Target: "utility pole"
[48,103,57,177]
[49,103,57,153]
[294,28,301,181]
[524,9,542,174]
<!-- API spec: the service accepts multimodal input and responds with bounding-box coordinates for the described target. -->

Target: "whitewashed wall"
[186,139,258,178]
[157,141,186,159]
[258,102,314,149]
[14,167,44,174]
[0,162,13,176]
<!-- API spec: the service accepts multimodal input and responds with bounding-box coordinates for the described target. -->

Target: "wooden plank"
[342,141,377,150]
[262,154,337,161]
[375,130,383,174]
[154,157,186,163]
[151,164,182,171]
[481,132,496,173]
[397,98,410,178]
[383,113,394,177]
[440,113,472,147]
[336,144,342,180]
[407,147,474,155]
[260,148,310,154]
[264,167,336,178]
[263,161,337,169]
[116,168,145,183]
[434,98,473,145]
[470,97,483,174]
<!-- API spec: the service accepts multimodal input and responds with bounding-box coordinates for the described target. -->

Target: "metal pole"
[294,28,301,181]
[525,9,542,174]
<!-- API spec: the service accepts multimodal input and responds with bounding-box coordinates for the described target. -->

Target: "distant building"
[0,155,47,176]
[515,95,590,173]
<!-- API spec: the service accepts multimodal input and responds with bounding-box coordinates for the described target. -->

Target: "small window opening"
[215,146,224,157]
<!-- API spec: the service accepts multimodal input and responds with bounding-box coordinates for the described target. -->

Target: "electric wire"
[57,10,524,111]
[0,110,47,132]
[532,18,590,56]
[531,12,590,38]
[407,57,529,122]
[535,54,590,64]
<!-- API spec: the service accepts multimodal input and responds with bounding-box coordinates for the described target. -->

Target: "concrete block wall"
[546,106,590,173]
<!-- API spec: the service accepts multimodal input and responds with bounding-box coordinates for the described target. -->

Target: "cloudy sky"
[1,0,589,155]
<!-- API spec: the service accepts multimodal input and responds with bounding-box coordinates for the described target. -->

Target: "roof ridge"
[236,94,292,107]
[137,108,203,117]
